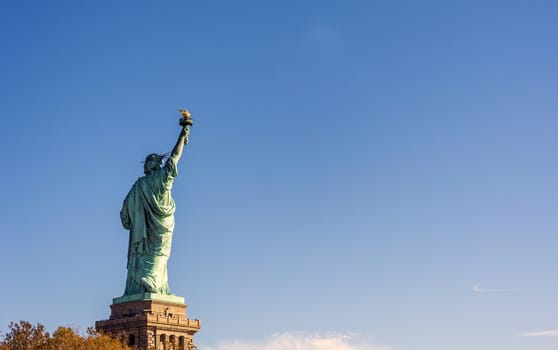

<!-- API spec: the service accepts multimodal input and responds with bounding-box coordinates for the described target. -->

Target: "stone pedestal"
[96,293,200,350]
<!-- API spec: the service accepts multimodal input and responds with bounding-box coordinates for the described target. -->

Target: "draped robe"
[120,158,177,295]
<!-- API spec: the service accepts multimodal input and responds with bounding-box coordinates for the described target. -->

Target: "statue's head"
[143,153,164,174]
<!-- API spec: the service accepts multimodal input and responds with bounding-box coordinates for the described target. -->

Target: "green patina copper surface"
[119,112,193,297]
[113,293,185,305]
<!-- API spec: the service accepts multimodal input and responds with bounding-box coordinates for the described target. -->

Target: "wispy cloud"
[519,329,558,337]
[200,332,390,350]
[472,284,518,293]
[307,25,341,42]
[303,24,342,47]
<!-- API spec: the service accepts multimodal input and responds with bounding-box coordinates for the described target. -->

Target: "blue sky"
[1,1,558,349]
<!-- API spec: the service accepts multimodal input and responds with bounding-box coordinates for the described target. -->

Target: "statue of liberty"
[119,110,193,296]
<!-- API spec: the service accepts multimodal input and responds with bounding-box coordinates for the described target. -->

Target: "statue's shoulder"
[129,176,147,192]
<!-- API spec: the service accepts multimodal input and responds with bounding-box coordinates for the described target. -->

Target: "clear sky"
[1,1,558,350]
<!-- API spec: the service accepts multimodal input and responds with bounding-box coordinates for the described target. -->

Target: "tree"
[83,327,130,350]
[0,321,129,350]
[1,321,50,350]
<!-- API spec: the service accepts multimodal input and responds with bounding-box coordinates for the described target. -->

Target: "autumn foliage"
[0,321,130,350]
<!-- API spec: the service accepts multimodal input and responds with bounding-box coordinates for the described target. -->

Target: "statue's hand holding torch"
[178,108,193,144]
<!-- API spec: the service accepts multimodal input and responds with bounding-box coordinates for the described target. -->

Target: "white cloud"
[519,329,558,337]
[201,332,390,350]
[472,284,518,293]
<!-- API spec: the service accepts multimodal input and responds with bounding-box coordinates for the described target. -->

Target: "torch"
[178,108,194,127]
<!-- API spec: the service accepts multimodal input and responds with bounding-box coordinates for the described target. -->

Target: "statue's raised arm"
[170,109,193,164]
